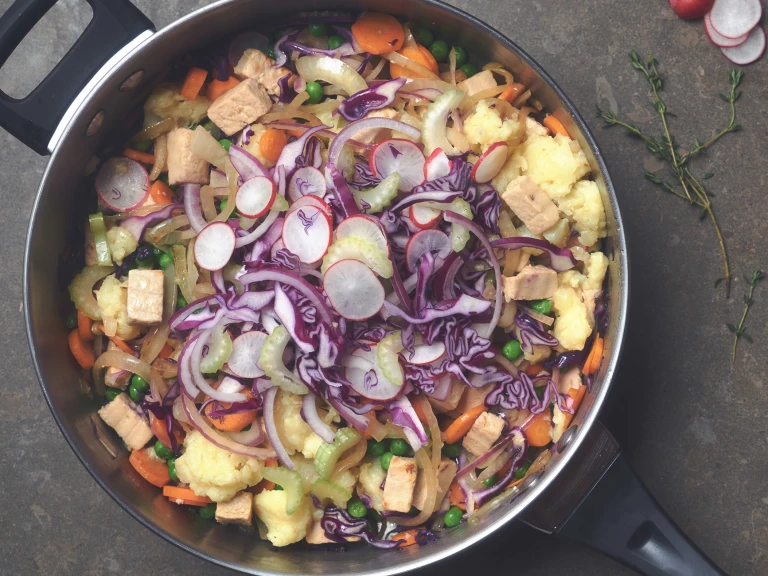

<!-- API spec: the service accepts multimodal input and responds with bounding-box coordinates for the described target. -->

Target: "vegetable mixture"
[69,11,609,548]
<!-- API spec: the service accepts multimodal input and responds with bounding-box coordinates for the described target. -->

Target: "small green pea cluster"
[367,437,411,471]
[413,26,478,78]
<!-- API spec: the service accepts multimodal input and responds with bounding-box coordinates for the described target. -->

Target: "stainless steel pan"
[4,0,724,574]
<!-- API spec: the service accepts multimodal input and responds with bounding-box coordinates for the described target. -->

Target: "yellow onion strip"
[513,89,533,108]
[334,438,367,475]
[187,238,199,295]
[290,91,310,108]
[365,57,386,81]
[152,357,178,379]
[149,133,167,181]
[382,51,439,80]
[365,412,388,442]
[295,55,368,95]
[200,186,217,222]
[140,324,171,364]
[145,215,190,245]
[212,163,239,223]
[149,367,169,402]
[300,98,341,115]
[259,109,323,126]
[132,117,176,143]
[414,395,442,472]
[172,245,194,304]
[93,350,152,383]
[68,265,114,320]
[449,47,457,86]
[190,125,229,170]
[483,62,515,86]
[459,85,510,114]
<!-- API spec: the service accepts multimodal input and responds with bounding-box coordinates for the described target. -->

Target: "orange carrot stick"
[499,83,526,103]
[392,527,425,547]
[543,115,570,138]
[108,336,133,354]
[163,485,212,505]
[582,334,604,376]
[68,329,95,369]
[206,76,241,102]
[351,12,405,55]
[77,309,93,342]
[559,386,587,431]
[157,342,173,359]
[130,449,171,488]
[123,147,156,164]
[180,66,208,101]
[449,481,466,511]
[149,180,174,205]
[523,411,552,447]
[443,404,487,444]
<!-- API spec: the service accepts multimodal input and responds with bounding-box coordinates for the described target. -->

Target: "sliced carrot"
[559,386,587,430]
[523,411,552,447]
[582,334,604,376]
[180,66,208,101]
[123,147,156,164]
[449,481,466,511]
[129,448,171,487]
[412,399,428,424]
[163,485,212,506]
[149,180,174,205]
[259,128,288,163]
[157,342,173,359]
[443,404,487,444]
[523,362,545,377]
[499,83,526,103]
[351,12,405,55]
[389,45,438,79]
[150,413,185,449]
[108,336,133,354]
[203,394,258,432]
[543,115,570,138]
[392,527,425,547]
[68,329,95,370]
[77,309,93,342]
[206,76,241,102]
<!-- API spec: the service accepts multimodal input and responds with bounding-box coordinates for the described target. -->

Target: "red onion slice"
[301,392,336,443]
[234,210,279,248]
[275,125,328,176]
[223,418,266,446]
[182,184,207,233]
[229,144,271,181]
[263,387,294,468]
[190,328,247,403]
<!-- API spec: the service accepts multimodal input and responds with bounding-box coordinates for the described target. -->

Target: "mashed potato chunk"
[556,180,607,248]
[95,275,139,340]
[106,226,138,263]
[144,83,210,126]
[464,100,524,154]
[357,458,387,511]
[520,133,590,200]
[278,391,328,459]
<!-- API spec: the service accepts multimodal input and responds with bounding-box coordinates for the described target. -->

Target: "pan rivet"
[556,425,578,454]
[120,70,144,91]
[85,110,105,137]
[521,470,543,491]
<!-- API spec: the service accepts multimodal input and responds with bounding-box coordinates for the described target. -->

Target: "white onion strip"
[301,392,336,443]
[263,387,294,468]
[234,210,279,248]
[190,328,246,403]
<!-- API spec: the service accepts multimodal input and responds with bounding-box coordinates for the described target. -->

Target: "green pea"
[485,270,496,286]
[131,374,149,393]
[389,438,409,456]
[429,39,450,62]
[134,140,152,152]
[154,440,174,460]
[177,294,188,309]
[459,63,479,78]
[413,27,434,47]
[128,381,145,403]
[327,34,345,50]
[452,46,468,67]
[515,461,531,480]
[308,23,329,37]
[347,498,367,518]
[531,299,553,315]
[380,451,394,471]
[158,251,174,270]
[167,457,179,482]
[482,474,497,488]
[367,440,387,458]
[219,198,240,217]
[305,81,324,104]
[442,442,461,459]
[502,339,522,361]
[65,312,78,330]
[151,246,163,258]
[105,388,121,402]
[219,138,232,152]
[444,506,463,527]
[264,45,276,60]
[199,503,217,519]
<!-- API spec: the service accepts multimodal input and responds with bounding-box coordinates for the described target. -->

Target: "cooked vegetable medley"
[69,11,609,548]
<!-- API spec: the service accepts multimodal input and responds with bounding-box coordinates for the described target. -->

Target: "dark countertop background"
[1,1,766,574]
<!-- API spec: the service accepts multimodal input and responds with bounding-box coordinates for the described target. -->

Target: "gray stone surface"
[0,0,766,575]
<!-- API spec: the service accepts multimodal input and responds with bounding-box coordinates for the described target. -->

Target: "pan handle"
[523,422,726,576]
[0,0,153,155]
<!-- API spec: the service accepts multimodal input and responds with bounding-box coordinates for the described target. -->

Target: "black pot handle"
[0,0,153,155]
[523,422,726,576]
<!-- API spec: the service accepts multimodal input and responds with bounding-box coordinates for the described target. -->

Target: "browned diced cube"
[207,78,272,136]
[502,265,558,301]
[502,176,560,235]
[98,393,153,451]
[127,269,164,325]
[382,456,418,513]
[457,69,497,97]
[215,492,254,526]
[166,127,209,185]
[462,412,505,457]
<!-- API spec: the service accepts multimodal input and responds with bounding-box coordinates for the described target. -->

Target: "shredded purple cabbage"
[320,506,400,549]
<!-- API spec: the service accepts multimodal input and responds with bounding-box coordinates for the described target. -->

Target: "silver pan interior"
[23,0,629,574]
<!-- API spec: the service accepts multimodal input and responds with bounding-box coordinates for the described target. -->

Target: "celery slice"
[88,213,112,266]
[261,467,305,515]
[311,478,352,508]
[199,323,232,374]
[354,173,401,214]
[321,235,393,278]
[376,332,404,387]
[258,325,309,395]
[314,428,362,479]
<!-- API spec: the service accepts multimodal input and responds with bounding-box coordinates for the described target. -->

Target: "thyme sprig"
[597,52,745,296]
[727,270,764,363]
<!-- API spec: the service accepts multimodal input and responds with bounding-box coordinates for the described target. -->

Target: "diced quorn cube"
[127,269,164,325]
[105,341,131,389]
[457,69,497,97]
[428,378,465,413]
[207,78,272,136]
[502,176,560,235]
[215,491,254,526]
[412,458,458,511]
[234,49,294,97]
[98,393,153,451]
[166,127,210,186]
[502,265,558,301]
[382,456,418,513]
[462,412,505,457]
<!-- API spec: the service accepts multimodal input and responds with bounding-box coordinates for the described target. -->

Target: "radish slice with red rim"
[270,238,285,259]
[194,221,237,271]
[335,214,389,253]
[323,259,385,320]
[344,347,401,400]
[370,138,426,192]
[705,12,748,46]
[471,142,509,184]
[226,331,267,378]
[288,194,333,218]
[721,25,765,63]
[282,205,332,264]
[407,340,446,365]
[405,229,452,271]
[95,157,149,212]
[423,147,453,181]
[409,203,442,230]
[709,0,762,39]
[236,176,276,218]
[287,166,327,201]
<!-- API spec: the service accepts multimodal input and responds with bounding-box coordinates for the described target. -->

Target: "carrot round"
[499,83,526,103]
[543,115,570,138]
[180,66,208,101]
[123,147,156,164]
[523,411,552,447]
[203,387,258,432]
[149,180,174,205]
[443,404,487,444]
[449,481,466,511]
[163,485,212,505]
[77,309,93,342]
[389,45,438,79]
[392,528,424,547]
[68,329,95,369]
[206,76,241,102]
[351,12,405,55]
[129,448,171,488]
[150,413,185,449]
[259,128,288,163]
[583,334,604,376]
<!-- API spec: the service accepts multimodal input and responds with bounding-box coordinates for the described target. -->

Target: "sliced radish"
[226,331,267,378]
[709,0,762,39]
[344,347,402,400]
[405,229,452,271]
[270,238,285,259]
[721,25,765,63]
[705,11,748,46]
[409,203,442,230]
[323,259,385,320]
[423,147,453,181]
[95,157,149,212]
[282,205,332,264]
[195,221,237,271]
[370,138,426,192]
[669,0,715,19]
[471,142,509,184]
[288,194,332,219]
[335,214,389,253]
[236,176,276,218]
[287,166,327,202]
[407,341,447,365]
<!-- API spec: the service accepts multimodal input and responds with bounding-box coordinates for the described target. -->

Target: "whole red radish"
[669,0,715,19]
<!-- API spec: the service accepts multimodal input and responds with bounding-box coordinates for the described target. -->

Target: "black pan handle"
[523,422,726,576]
[0,0,153,155]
